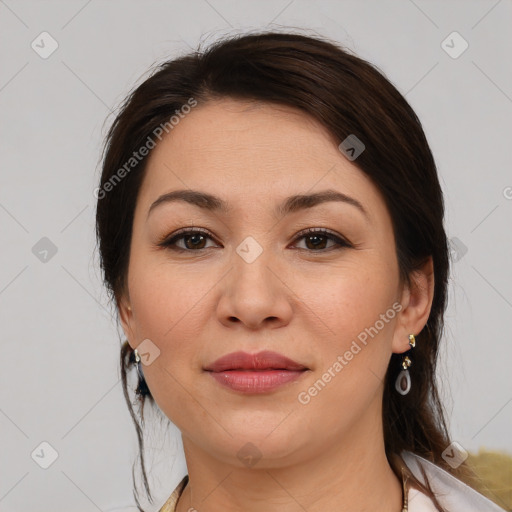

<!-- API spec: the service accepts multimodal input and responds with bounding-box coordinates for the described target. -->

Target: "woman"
[96,31,505,512]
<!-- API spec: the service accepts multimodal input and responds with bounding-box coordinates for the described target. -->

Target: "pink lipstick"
[204,350,308,393]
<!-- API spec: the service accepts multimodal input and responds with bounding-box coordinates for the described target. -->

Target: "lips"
[204,350,307,372]
[204,350,309,393]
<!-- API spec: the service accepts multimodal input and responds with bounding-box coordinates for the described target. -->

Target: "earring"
[395,334,416,395]
[133,348,147,398]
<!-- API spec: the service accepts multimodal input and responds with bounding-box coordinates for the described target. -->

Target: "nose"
[216,245,293,330]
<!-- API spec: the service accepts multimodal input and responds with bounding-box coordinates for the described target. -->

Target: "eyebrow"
[147,188,369,221]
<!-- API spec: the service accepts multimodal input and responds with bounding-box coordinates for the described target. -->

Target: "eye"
[292,228,351,251]
[158,227,351,252]
[158,228,219,251]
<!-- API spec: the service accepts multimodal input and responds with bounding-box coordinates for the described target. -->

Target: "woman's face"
[120,98,423,467]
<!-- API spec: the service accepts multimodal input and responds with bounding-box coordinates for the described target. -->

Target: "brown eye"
[181,233,208,250]
[159,229,218,251]
[293,229,351,252]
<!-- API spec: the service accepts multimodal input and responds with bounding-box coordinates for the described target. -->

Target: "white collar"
[401,450,506,511]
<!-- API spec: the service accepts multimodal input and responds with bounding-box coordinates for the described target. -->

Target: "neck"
[175,404,403,512]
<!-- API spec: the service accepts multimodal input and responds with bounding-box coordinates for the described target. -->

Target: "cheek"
[294,257,398,401]
[128,266,207,431]
[295,258,397,342]
[128,255,208,340]
[295,275,396,435]
[126,258,208,401]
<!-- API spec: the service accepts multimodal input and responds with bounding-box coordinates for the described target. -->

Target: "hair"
[96,30,479,511]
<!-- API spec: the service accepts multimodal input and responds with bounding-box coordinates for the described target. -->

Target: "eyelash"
[158,227,352,253]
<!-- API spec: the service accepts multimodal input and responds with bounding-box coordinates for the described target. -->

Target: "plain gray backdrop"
[1,1,511,510]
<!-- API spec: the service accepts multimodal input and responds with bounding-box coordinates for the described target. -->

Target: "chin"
[204,421,309,468]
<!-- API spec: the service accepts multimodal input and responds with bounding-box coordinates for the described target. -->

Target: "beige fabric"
[159,475,188,512]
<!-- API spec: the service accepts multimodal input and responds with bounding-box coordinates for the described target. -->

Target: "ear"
[392,256,434,354]
[118,292,137,350]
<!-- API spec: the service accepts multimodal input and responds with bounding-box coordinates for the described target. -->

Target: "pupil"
[308,235,325,249]
[188,234,204,249]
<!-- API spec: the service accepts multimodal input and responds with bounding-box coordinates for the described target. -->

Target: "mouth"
[204,350,308,372]
[204,350,309,393]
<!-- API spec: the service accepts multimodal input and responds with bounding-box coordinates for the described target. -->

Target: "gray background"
[1,0,511,510]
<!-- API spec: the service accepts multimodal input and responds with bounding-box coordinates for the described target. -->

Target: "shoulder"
[401,450,506,512]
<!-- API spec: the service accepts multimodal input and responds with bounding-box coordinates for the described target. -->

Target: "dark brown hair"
[96,30,477,511]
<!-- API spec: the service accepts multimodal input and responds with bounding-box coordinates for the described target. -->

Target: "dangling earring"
[133,348,148,399]
[395,334,416,395]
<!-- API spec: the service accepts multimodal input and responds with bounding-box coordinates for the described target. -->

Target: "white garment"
[402,450,506,511]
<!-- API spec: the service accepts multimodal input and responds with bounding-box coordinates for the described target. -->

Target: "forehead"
[156,98,338,167]
[138,98,384,221]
